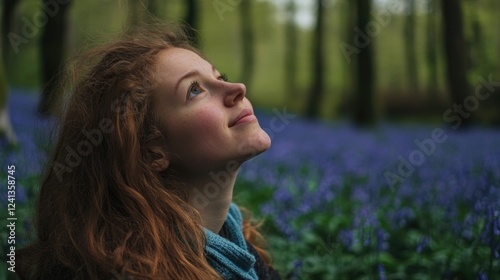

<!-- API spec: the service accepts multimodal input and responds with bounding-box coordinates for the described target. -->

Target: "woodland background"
[1,1,500,279]
[1,0,499,125]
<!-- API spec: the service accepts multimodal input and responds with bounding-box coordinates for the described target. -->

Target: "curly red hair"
[17,22,270,279]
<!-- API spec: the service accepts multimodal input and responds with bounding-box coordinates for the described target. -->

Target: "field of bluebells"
[1,90,500,279]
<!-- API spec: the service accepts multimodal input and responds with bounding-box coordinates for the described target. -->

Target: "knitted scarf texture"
[204,203,258,280]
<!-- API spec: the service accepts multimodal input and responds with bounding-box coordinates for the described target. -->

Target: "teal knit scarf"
[204,203,258,280]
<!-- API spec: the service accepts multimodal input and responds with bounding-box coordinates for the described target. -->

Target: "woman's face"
[153,48,271,175]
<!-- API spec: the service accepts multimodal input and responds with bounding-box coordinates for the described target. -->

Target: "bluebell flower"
[377,263,387,280]
[416,236,430,254]
[376,228,389,252]
[477,271,488,280]
[337,229,354,250]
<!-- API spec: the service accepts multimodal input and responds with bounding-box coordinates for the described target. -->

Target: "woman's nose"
[223,82,246,107]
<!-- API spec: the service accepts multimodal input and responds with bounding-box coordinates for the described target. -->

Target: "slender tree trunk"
[353,0,375,126]
[467,0,483,72]
[239,0,254,91]
[441,0,471,123]
[339,0,356,117]
[404,0,418,94]
[284,0,297,97]
[305,0,325,118]
[2,0,19,66]
[426,0,438,96]
[0,1,16,144]
[38,0,72,116]
[184,0,199,47]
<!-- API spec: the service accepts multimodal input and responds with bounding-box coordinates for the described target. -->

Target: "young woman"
[17,24,279,280]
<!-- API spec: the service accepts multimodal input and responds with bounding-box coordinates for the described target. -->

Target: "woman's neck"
[184,168,239,234]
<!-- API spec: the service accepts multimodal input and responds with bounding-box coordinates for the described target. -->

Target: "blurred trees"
[2,0,19,65]
[2,0,499,123]
[441,0,472,124]
[404,0,418,94]
[1,0,17,144]
[466,0,485,73]
[239,0,254,90]
[184,0,199,47]
[426,0,439,96]
[38,0,72,115]
[284,0,297,97]
[305,0,325,118]
[352,0,375,126]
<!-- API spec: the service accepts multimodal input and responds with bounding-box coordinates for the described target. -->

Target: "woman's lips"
[230,109,256,127]
[234,114,256,126]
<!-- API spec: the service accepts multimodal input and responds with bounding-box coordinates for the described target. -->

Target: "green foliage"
[233,178,499,279]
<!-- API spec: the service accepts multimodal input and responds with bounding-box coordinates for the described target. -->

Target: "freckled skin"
[154,48,271,177]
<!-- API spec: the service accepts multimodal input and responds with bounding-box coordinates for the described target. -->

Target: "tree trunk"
[2,0,20,66]
[467,0,483,72]
[353,0,375,126]
[305,0,325,118]
[0,37,16,144]
[338,0,356,117]
[425,0,438,96]
[184,0,199,47]
[441,0,471,122]
[284,0,297,97]
[239,0,254,91]
[404,0,418,94]
[38,0,72,116]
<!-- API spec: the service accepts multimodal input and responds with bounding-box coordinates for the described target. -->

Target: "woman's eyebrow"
[174,70,199,93]
[174,65,217,93]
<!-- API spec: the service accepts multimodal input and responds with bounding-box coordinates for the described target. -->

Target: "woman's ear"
[150,147,170,172]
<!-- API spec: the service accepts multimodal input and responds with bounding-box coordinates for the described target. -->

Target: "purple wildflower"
[416,236,430,254]
[377,263,387,280]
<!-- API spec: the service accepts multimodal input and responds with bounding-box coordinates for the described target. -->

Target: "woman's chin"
[234,129,271,162]
[257,129,272,153]
[248,129,272,158]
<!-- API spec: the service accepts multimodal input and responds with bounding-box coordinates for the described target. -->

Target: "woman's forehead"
[157,48,212,80]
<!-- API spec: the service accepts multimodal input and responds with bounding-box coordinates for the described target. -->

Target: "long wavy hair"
[17,23,269,280]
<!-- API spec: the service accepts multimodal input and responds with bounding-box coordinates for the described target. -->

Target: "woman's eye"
[187,81,203,99]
